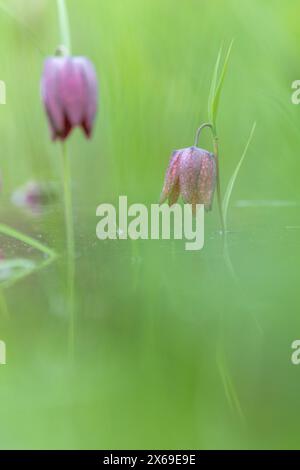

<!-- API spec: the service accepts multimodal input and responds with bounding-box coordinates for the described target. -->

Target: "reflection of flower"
[160,146,216,213]
[41,55,98,141]
[11,181,58,215]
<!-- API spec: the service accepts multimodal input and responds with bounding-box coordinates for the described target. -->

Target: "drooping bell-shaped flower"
[41,55,98,141]
[160,146,216,212]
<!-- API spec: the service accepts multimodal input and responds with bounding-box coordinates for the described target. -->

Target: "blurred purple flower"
[12,181,58,215]
[160,146,216,213]
[41,56,98,141]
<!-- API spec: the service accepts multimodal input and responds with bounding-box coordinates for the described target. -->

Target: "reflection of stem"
[216,341,245,424]
[223,239,238,282]
[62,143,75,359]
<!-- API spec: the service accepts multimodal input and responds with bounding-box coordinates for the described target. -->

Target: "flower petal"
[160,150,182,204]
[198,151,216,211]
[58,57,87,128]
[179,147,216,211]
[179,147,203,204]
[75,58,98,137]
[41,57,65,139]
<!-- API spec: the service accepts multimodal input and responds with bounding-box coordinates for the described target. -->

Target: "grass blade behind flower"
[222,122,257,231]
[208,41,234,129]
[208,45,222,125]
[211,40,234,127]
[207,42,233,234]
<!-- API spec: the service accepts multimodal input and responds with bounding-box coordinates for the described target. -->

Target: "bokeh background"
[0,0,299,449]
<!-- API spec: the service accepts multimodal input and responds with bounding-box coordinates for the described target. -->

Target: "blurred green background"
[0,0,300,450]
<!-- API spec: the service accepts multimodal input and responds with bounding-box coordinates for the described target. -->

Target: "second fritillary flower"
[41,55,98,141]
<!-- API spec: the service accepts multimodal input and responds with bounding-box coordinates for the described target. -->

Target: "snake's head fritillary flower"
[160,146,216,213]
[41,55,98,141]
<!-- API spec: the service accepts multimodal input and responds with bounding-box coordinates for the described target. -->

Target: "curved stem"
[62,143,75,359]
[194,123,214,147]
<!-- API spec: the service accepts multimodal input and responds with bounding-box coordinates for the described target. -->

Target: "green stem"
[212,135,226,236]
[62,143,75,359]
[57,0,75,359]
[194,124,226,235]
[194,123,213,147]
[56,0,71,54]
